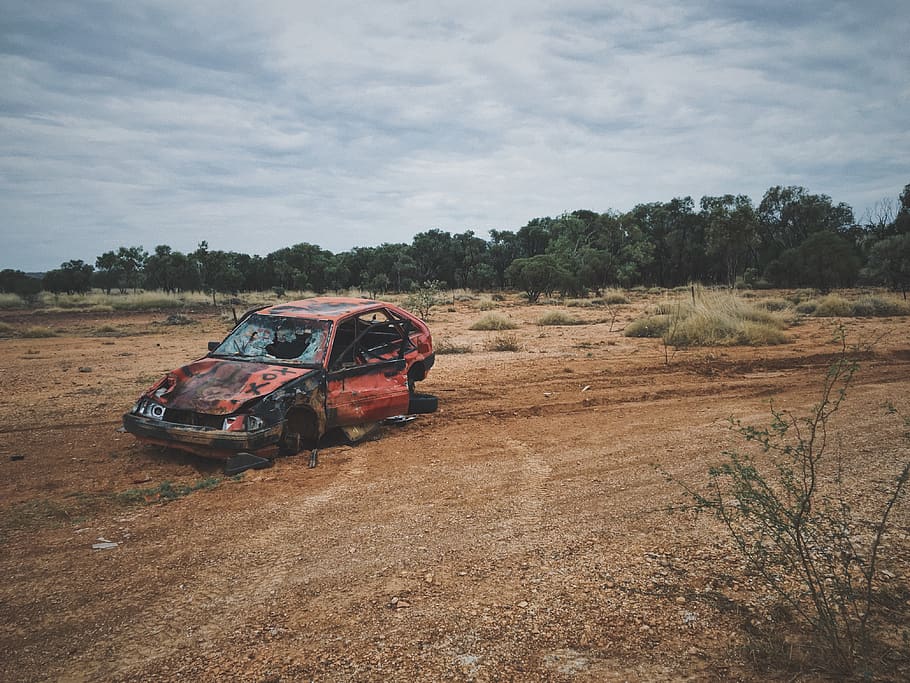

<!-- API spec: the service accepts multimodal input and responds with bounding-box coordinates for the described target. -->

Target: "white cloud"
[0,0,907,269]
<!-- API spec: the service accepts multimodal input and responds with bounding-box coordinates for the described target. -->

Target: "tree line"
[2,184,909,302]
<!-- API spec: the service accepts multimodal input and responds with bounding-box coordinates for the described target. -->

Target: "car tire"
[408,392,438,415]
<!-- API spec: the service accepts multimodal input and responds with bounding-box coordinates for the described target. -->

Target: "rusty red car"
[123,297,436,464]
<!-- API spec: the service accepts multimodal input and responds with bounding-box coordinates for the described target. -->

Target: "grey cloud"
[1,0,907,270]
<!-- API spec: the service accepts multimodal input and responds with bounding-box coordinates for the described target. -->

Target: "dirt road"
[1,297,908,681]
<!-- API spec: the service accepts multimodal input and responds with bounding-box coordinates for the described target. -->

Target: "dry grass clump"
[483,334,521,352]
[110,294,187,311]
[477,298,496,311]
[568,290,630,307]
[38,291,200,311]
[787,289,818,304]
[625,291,788,347]
[851,295,910,316]
[470,313,518,331]
[21,325,57,338]
[624,314,671,338]
[0,321,16,337]
[810,294,853,317]
[435,340,473,355]
[92,324,121,336]
[0,293,26,309]
[756,297,791,312]
[601,289,630,305]
[808,294,910,317]
[537,310,583,326]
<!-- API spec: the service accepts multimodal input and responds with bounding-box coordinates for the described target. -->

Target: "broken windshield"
[211,314,330,366]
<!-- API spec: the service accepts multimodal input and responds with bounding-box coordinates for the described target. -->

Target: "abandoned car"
[123,297,437,461]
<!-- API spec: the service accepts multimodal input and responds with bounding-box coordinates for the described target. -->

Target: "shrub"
[478,298,496,311]
[470,313,518,331]
[435,340,472,355]
[847,295,910,317]
[756,297,790,311]
[671,313,788,346]
[788,289,818,304]
[624,314,670,338]
[625,292,788,347]
[406,281,443,320]
[537,310,582,326]
[812,294,853,317]
[0,293,25,309]
[0,322,15,337]
[676,343,910,675]
[483,334,521,352]
[601,289,630,305]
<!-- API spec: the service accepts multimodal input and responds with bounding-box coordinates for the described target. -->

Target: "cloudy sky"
[1,0,908,271]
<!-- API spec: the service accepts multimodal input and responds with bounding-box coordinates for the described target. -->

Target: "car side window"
[357,311,405,357]
[328,310,409,370]
[329,319,357,369]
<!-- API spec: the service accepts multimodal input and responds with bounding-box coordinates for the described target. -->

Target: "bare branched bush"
[405,281,443,320]
[483,334,521,352]
[677,334,910,675]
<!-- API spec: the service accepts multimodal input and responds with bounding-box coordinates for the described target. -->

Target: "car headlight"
[221,415,265,431]
[134,399,166,420]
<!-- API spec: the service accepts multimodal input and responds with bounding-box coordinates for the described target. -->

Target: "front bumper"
[122,413,283,460]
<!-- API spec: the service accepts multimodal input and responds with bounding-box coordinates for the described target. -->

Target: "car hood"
[148,358,319,415]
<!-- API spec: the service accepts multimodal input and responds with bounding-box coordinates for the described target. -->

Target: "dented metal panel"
[325,360,410,426]
[122,297,437,462]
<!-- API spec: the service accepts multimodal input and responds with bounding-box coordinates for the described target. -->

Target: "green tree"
[765,232,860,291]
[411,229,456,286]
[863,234,910,297]
[700,194,758,287]
[144,245,201,293]
[0,269,42,302]
[43,260,94,294]
[757,186,855,267]
[506,254,567,303]
[488,230,522,289]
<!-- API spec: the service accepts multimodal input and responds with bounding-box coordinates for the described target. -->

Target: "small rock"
[424,572,435,584]
[517,601,529,608]
[581,385,591,392]
[675,596,687,604]
[78,367,92,373]
[92,541,118,550]
[10,454,25,461]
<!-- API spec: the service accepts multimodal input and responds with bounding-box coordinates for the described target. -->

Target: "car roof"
[257,297,395,322]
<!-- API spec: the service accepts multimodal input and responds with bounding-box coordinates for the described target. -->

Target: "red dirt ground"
[1,294,908,681]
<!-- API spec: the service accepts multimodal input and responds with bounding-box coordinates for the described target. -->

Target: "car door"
[324,310,411,426]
